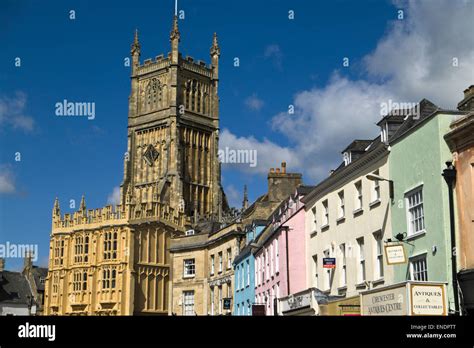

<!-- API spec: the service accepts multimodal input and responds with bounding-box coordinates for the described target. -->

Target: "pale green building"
[386,99,465,313]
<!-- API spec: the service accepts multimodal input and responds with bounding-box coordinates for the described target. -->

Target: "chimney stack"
[464,85,474,99]
[458,85,474,111]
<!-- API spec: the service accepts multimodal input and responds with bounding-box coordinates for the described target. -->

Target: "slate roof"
[31,266,48,292]
[0,271,33,305]
[388,99,440,144]
[341,139,373,154]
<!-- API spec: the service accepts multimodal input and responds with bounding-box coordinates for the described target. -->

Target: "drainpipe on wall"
[442,161,460,315]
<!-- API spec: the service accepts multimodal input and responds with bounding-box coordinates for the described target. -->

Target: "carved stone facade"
[44,17,227,316]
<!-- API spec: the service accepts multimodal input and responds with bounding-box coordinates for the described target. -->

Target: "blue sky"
[1,0,472,270]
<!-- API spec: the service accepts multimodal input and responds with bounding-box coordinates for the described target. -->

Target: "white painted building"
[303,138,394,299]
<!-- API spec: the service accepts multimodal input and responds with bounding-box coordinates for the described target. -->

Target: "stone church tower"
[122,17,225,221]
[44,16,228,316]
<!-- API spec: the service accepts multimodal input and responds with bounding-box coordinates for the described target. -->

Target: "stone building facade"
[170,163,304,315]
[44,16,228,315]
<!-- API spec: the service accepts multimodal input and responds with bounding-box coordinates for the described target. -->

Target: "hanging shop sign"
[384,244,407,265]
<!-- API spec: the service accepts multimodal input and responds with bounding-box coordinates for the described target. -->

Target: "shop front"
[360,281,448,316]
[279,288,341,316]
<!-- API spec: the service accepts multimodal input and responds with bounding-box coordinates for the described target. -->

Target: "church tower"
[44,15,228,316]
[121,17,224,222]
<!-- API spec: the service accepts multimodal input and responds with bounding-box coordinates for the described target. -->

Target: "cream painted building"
[206,223,244,315]
[303,138,394,302]
[170,231,210,315]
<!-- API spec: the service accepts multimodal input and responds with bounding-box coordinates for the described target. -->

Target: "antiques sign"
[410,284,447,316]
[384,244,407,265]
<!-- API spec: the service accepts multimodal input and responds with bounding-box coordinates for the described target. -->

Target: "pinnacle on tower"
[131,28,141,55]
[210,32,220,56]
[170,15,180,42]
[53,197,60,216]
[242,185,249,211]
[80,194,86,211]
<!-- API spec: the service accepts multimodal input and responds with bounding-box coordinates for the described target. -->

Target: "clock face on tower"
[143,144,160,166]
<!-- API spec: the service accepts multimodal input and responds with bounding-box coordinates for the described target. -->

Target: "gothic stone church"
[44,16,230,315]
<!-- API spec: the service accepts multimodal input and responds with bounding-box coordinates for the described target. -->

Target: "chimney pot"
[270,168,274,173]
[276,168,281,174]
[281,162,287,173]
[0,258,5,272]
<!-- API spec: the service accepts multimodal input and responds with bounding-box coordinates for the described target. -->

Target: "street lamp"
[442,161,460,315]
[365,173,394,202]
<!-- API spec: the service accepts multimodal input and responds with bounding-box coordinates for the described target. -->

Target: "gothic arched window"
[185,81,191,109]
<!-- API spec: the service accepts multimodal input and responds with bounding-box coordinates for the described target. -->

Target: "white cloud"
[264,44,283,70]
[219,128,300,175]
[244,94,264,111]
[224,0,474,183]
[107,186,121,205]
[0,92,35,132]
[0,166,16,194]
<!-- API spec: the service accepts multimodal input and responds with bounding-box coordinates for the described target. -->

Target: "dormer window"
[381,123,388,144]
[343,152,351,166]
[185,229,195,236]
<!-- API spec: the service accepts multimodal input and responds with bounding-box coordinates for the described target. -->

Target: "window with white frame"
[410,255,428,281]
[247,300,251,315]
[237,303,240,316]
[241,265,244,289]
[323,250,331,290]
[357,238,366,283]
[218,286,222,314]
[355,181,363,210]
[266,250,270,281]
[218,252,223,273]
[183,259,195,277]
[406,187,425,236]
[210,255,215,275]
[210,287,214,315]
[270,243,274,276]
[322,200,329,226]
[340,244,346,287]
[311,206,317,231]
[246,260,250,286]
[185,229,195,236]
[338,191,345,218]
[275,239,279,274]
[312,255,319,289]
[227,248,232,269]
[255,259,258,287]
[183,291,194,316]
[374,232,384,279]
[372,171,381,202]
[261,254,265,283]
[236,265,239,291]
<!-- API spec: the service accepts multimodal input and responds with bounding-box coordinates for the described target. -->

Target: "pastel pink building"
[254,186,313,315]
